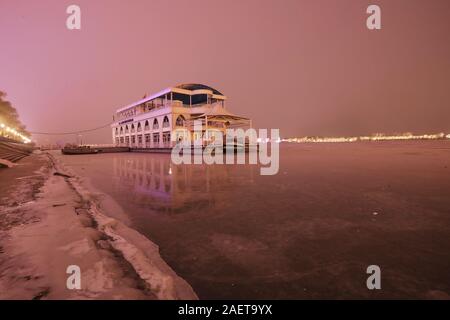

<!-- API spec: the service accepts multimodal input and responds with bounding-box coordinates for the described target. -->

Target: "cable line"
[29,122,113,135]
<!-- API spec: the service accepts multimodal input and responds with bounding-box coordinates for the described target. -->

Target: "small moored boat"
[61,146,98,155]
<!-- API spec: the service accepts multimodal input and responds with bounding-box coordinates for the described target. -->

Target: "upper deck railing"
[114,100,186,122]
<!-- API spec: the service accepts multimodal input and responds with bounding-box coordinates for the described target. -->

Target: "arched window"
[131,124,135,132]
[137,122,142,132]
[163,116,170,128]
[153,118,159,130]
[120,127,123,134]
[125,125,129,133]
[175,115,185,127]
[115,127,118,134]
[144,120,149,131]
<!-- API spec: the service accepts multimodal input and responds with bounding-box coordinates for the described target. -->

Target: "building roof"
[175,83,223,96]
[116,83,226,113]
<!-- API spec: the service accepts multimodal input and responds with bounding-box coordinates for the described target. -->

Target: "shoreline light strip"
[283,132,450,143]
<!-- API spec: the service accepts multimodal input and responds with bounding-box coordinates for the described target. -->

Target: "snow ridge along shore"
[0,152,197,299]
[48,153,198,300]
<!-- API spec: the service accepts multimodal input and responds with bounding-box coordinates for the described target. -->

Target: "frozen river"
[55,141,450,299]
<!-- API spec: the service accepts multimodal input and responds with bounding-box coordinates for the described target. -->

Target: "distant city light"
[283,133,449,144]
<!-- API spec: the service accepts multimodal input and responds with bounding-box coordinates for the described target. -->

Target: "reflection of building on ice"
[111,84,251,149]
[112,155,256,214]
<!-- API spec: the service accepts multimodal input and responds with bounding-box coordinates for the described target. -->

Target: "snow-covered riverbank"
[0,152,197,300]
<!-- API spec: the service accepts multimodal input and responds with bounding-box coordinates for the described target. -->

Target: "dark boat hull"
[61,148,98,155]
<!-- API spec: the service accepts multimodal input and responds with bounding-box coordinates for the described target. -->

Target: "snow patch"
[0,159,18,168]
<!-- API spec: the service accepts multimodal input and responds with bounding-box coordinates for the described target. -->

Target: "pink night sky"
[1,0,450,144]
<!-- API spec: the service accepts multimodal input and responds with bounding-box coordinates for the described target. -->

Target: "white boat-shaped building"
[112,84,251,149]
